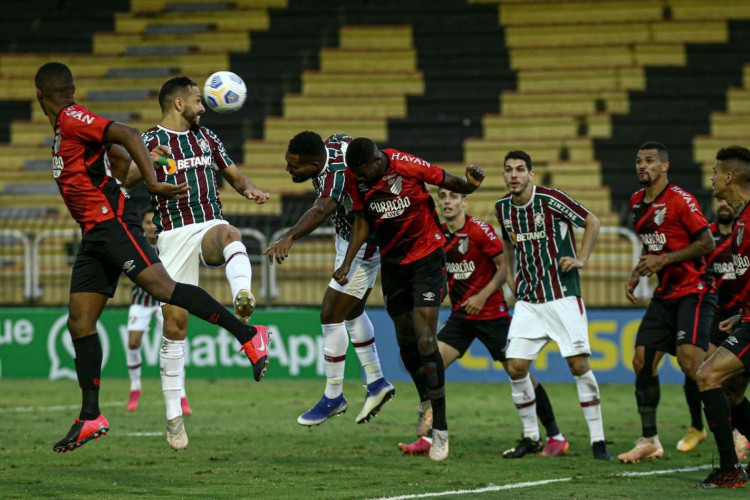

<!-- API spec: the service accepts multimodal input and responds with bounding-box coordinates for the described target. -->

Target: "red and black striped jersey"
[443,215,509,320]
[731,203,750,321]
[141,125,232,233]
[52,103,130,234]
[346,149,446,265]
[708,222,741,312]
[631,184,710,300]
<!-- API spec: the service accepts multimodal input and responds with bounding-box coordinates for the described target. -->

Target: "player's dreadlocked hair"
[287,131,325,161]
[639,142,669,162]
[716,145,750,185]
[345,138,378,169]
[34,62,74,95]
[158,76,197,112]
[504,150,532,170]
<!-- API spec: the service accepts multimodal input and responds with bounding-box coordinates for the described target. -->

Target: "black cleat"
[693,465,748,489]
[53,415,109,453]
[592,440,613,460]
[503,436,543,459]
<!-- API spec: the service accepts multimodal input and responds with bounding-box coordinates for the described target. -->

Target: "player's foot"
[355,378,396,424]
[53,414,109,453]
[126,390,142,412]
[233,289,255,324]
[297,394,348,426]
[693,465,748,489]
[398,436,431,456]
[617,436,664,463]
[180,396,193,416]
[540,435,569,457]
[166,416,188,450]
[503,436,543,459]
[238,325,269,382]
[416,400,433,437]
[676,426,706,452]
[734,429,748,461]
[592,440,613,460]
[429,430,449,462]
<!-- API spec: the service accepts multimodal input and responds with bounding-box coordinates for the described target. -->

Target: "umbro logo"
[423,292,436,301]
[727,336,739,346]
[676,330,686,341]
[123,260,135,273]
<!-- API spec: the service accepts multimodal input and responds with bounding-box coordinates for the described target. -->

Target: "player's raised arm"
[264,197,337,264]
[220,164,270,204]
[440,165,484,194]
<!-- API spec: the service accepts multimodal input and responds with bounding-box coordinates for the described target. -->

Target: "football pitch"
[0,378,742,499]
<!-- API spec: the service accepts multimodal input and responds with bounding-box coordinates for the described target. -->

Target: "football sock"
[683,376,704,431]
[511,374,539,441]
[223,240,251,300]
[73,334,102,420]
[575,370,605,444]
[701,388,740,470]
[421,351,447,431]
[169,282,254,344]
[731,397,750,439]
[160,337,185,421]
[322,322,348,399]
[534,382,560,437]
[635,357,660,438]
[179,368,187,399]
[126,346,142,392]
[400,346,428,402]
[346,312,384,385]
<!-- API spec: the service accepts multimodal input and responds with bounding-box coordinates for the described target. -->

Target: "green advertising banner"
[0,308,360,380]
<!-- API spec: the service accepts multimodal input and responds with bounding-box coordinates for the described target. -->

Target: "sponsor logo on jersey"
[65,108,95,125]
[654,207,667,225]
[390,152,431,167]
[175,155,213,170]
[640,232,667,251]
[516,230,546,242]
[446,259,475,280]
[670,185,700,212]
[369,196,411,219]
[547,196,580,222]
[713,261,737,280]
[733,253,750,276]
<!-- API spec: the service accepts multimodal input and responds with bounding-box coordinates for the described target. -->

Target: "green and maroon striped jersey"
[495,185,590,303]
[142,125,231,233]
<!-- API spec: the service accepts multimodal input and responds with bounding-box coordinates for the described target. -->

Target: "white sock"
[160,337,185,420]
[345,312,383,385]
[574,370,605,444]
[127,347,142,391]
[511,374,539,441]
[322,322,348,399]
[179,368,187,399]
[223,240,252,299]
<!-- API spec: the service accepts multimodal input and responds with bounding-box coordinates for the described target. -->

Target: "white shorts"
[506,296,591,360]
[128,304,163,333]
[157,219,229,285]
[327,234,380,299]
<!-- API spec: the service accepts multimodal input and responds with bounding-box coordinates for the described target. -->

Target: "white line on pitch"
[367,478,572,500]
[616,465,712,477]
[0,401,124,413]
[125,432,162,437]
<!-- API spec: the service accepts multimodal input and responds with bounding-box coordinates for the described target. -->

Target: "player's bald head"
[716,145,750,186]
[34,62,74,96]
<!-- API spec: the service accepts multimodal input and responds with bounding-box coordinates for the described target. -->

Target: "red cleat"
[398,436,431,456]
[180,396,193,416]
[53,414,109,453]
[238,325,270,382]
[126,390,142,412]
[540,435,570,457]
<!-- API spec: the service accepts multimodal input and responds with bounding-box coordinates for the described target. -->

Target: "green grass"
[0,379,745,499]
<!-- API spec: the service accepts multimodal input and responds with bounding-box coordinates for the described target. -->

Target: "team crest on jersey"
[458,237,469,254]
[737,227,745,247]
[387,175,403,195]
[534,212,544,227]
[654,207,667,225]
[198,139,210,155]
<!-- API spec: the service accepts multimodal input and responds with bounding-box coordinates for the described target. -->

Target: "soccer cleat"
[238,325,270,382]
[734,429,748,461]
[540,435,570,457]
[693,465,748,489]
[53,414,109,453]
[180,396,193,417]
[592,440,613,460]
[416,400,433,437]
[166,416,188,450]
[503,436,543,459]
[398,436,431,456]
[233,289,256,324]
[297,394,348,426]
[429,429,449,462]
[355,378,396,424]
[676,426,707,452]
[617,436,664,463]
[126,390,142,412]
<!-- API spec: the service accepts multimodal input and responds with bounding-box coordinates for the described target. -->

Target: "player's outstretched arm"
[559,211,600,272]
[220,165,270,204]
[635,227,714,277]
[440,165,484,194]
[332,212,369,285]
[264,197,338,264]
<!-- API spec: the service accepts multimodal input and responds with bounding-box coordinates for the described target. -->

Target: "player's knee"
[635,367,658,390]
[128,339,141,350]
[162,319,187,341]
[695,365,718,391]
[417,336,438,356]
[222,225,243,246]
[567,356,590,376]
[506,360,529,380]
[677,357,699,379]
[631,353,645,374]
[66,315,95,338]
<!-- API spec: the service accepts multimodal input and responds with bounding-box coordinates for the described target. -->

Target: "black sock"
[73,334,102,420]
[399,346,429,401]
[535,383,560,437]
[731,397,750,439]
[702,388,739,470]
[636,381,660,438]
[421,351,447,431]
[170,282,253,344]
[684,376,704,431]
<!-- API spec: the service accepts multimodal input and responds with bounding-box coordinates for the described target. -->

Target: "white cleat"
[355,378,396,424]
[166,416,188,450]
[429,429,449,462]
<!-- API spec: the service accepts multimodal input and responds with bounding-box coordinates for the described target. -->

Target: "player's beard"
[183,108,201,131]
[638,172,652,187]
[717,210,733,224]
[290,173,310,183]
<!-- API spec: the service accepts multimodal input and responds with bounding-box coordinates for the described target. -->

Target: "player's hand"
[465,165,484,188]
[244,188,270,204]
[147,181,188,199]
[263,236,293,265]
[719,314,740,333]
[332,264,351,285]
[461,294,487,316]
[559,256,585,272]
[150,145,171,164]
[636,254,666,276]
[625,274,640,304]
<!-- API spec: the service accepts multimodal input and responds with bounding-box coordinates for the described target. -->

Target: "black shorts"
[635,293,716,355]
[438,314,510,362]
[720,322,750,374]
[70,216,160,297]
[710,307,741,347]
[381,247,446,318]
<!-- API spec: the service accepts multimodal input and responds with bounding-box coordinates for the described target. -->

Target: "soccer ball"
[203,71,247,113]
